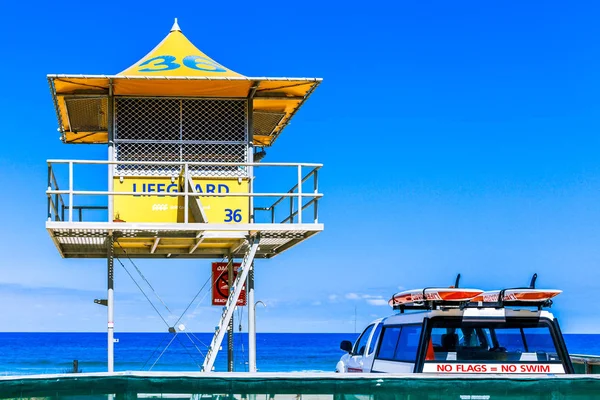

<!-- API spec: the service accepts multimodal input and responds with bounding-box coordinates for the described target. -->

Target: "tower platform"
[47,222,322,259]
[47,159,323,260]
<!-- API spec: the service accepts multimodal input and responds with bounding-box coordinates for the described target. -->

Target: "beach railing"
[46,160,322,225]
[571,354,600,374]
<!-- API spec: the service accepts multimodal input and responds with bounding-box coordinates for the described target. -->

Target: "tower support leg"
[107,235,115,373]
[227,254,234,372]
[248,262,256,372]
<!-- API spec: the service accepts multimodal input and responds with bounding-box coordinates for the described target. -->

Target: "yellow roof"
[48,20,321,146]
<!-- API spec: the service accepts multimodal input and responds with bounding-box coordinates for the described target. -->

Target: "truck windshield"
[426,318,563,364]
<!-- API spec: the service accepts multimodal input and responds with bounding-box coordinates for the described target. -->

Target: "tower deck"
[47,160,323,259]
[47,222,322,259]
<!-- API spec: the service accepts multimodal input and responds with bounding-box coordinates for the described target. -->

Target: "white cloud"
[311,301,322,306]
[366,298,388,306]
[325,292,390,307]
[361,294,381,299]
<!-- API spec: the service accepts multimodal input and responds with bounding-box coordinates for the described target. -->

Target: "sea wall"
[0,372,599,399]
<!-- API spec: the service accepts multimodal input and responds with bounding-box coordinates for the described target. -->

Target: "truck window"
[377,326,401,360]
[394,325,422,362]
[367,322,383,355]
[353,324,374,356]
[376,325,422,362]
[523,327,558,353]
[427,318,563,364]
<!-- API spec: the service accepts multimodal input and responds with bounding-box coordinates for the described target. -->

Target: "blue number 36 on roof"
[138,55,227,73]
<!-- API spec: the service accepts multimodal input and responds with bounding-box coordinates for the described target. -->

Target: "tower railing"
[46,160,323,226]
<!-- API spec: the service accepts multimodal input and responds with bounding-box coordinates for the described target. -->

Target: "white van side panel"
[371,359,414,373]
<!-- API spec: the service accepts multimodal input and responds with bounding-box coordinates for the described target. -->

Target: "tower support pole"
[247,96,254,223]
[107,79,115,374]
[246,86,257,373]
[248,262,256,372]
[227,254,234,372]
[107,235,115,372]
[107,80,114,222]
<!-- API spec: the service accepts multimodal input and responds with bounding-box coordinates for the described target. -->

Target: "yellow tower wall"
[113,177,249,223]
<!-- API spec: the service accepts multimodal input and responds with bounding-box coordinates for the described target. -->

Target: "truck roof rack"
[391,273,560,312]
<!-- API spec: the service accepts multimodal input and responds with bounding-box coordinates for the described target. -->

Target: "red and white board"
[389,288,484,306]
[471,289,562,303]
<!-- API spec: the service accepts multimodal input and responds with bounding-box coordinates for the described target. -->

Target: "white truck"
[336,276,573,374]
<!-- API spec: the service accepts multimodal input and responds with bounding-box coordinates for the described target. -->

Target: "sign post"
[227,257,234,372]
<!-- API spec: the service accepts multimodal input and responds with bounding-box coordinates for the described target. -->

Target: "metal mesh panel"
[114,97,248,177]
[115,98,180,140]
[65,97,108,132]
[183,99,246,141]
[53,229,108,238]
[115,142,181,176]
[261,231,307,239]
[183,143,247,177]
[253,111,285,137]
[117,230,198,238]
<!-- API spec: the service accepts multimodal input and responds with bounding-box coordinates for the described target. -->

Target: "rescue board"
[471,289,562,303]
[389,288,484,306]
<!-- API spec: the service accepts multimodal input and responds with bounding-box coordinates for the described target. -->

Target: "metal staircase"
[201,234,261,371]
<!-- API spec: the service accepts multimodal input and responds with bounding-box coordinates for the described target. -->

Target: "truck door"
[346,324,375,372]
[370,324,423,373]
[361,321,383,372]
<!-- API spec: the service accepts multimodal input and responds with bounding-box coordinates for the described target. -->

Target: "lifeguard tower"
[45,19,323,372]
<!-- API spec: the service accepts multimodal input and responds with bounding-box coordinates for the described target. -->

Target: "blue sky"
[1,1,600,334]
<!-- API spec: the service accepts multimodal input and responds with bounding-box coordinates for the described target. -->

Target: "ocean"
[0,333,598,376]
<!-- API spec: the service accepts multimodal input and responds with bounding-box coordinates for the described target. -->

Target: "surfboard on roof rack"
[468,273,561,305]
[470,289,562,303]
[389,288,484,306]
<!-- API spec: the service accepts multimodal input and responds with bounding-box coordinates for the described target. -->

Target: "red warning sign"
[422,363,565,374]
[211,262,247,306]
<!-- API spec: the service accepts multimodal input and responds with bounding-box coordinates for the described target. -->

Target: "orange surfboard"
[389,288,484,306]
[471,289,562,303]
